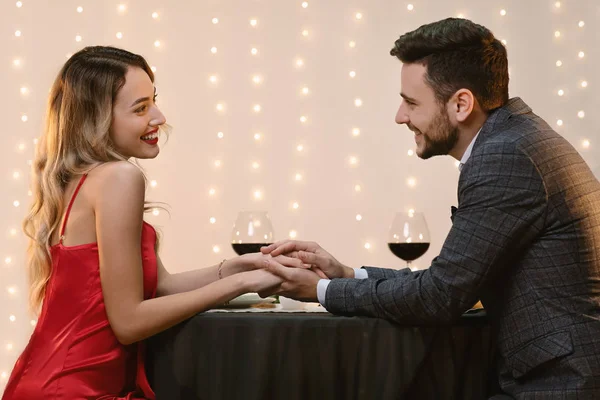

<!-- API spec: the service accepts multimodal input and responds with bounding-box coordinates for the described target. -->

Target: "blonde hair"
[23,46,165,314]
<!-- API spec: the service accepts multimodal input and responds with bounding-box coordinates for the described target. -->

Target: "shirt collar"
[458,128,482,172]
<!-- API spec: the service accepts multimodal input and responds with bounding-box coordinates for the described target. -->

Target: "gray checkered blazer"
[325,98,600,398]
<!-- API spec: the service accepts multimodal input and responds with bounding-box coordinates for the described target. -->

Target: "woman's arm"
[155,255,256,297]
[93,162,284,345]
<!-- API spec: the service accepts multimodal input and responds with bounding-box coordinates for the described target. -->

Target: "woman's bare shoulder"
[86,162,146,205]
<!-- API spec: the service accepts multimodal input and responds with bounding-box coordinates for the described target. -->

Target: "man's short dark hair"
[391,18,509,112]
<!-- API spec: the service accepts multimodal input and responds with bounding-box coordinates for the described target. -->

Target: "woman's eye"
[135,105,148,113]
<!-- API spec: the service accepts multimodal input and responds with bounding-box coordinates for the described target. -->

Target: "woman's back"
[2,172,157,400]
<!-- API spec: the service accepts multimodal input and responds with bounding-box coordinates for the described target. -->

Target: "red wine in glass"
[232,243,273,255]
[231,211,274,255]
[388,211,430,270]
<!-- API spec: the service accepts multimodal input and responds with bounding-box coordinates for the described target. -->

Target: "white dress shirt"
[316,129,482,307]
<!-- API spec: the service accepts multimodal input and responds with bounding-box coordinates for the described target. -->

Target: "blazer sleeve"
[324,143,548,323]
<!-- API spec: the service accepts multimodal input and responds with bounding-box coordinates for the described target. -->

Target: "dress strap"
[59,174,88,244]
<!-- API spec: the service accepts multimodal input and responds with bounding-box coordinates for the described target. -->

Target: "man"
[261,18,600,398]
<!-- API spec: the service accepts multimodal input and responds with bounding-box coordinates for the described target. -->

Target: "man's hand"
[261,240,354,279]
[259,257,322,302]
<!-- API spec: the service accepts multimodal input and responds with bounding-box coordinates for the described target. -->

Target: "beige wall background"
[1,0,598,387]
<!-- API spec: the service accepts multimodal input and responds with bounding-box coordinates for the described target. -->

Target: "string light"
[407,4,414,11]
[296,144,304,152]
[354,98,362,107]
[299,116,307,123]
[253,104,262,113]
[352,128,360,137]
[407,149,414,156]
[251,48,258,55]
[578,111,585,118]
[578,21,585,28]
[500,9,506,16]
[212,17,219,24]
[77,6,83,13]
[301,86,309,95]
[254,133,262,141]
[152,12,159,19]
[556,60,562,67]
[214,160,221,167]
[209,217,216,224]
[295,58,304,67]
[13,58,21,67]
[355,12,363,20]
[356,214,362,221]
[407,177,417,187]
[154,40,161,48]
[364,242,371,249]
[16,1,22,7]
[150,180,157,188]
[301,29,309,37]
[209,75,218,84]
[580,80,588,88]
[349,41,356,48]
[9,315,16,322]
[354,184,362,192]
[554,1,561,8]
[349,156,358,166]
[253,190,263,200]
[349,71,356,78]
[209,188,216,196]
[213,246,220,253]
[301,2,308,9]
[557,119,563,126]
[252,75,262,84]
[582,140,590,149]
[557,89,564,96]
[15,30,22,37]
[292,202,299,209]
[117,4,126,13]
[116,32,123,39]
[578,51,585,59]
[295,173,303,181]
[20,87,28,95]
[217,131,224,139]
[554,31,561,38]
[289,230,297,238]
[250,19,258,27]
[21,115,27,122]
[252,161,260,170]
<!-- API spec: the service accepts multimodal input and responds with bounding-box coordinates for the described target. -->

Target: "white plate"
[220,293,277,308]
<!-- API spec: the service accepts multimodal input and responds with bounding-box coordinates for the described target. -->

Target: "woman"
[2,46,303,399]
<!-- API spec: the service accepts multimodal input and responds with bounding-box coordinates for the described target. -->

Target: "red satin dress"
[2,174,157,400]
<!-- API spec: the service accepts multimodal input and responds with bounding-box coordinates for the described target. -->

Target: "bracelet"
[217,259,227,279]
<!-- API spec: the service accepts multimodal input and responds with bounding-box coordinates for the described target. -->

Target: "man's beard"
[414,110,459,160]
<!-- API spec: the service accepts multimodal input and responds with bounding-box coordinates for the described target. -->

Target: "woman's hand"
[240,252,328,279]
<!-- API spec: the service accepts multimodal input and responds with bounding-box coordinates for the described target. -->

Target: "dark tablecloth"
[147,310,496,400]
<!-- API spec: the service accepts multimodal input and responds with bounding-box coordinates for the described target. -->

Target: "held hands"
[260,240,353,279]
[235,252,326,297]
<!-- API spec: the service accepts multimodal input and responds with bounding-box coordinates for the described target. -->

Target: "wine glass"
[231,211,274,255]
[388,211,430,270]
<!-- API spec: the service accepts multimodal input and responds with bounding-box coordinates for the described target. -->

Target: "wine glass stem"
[407,260,412,270]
